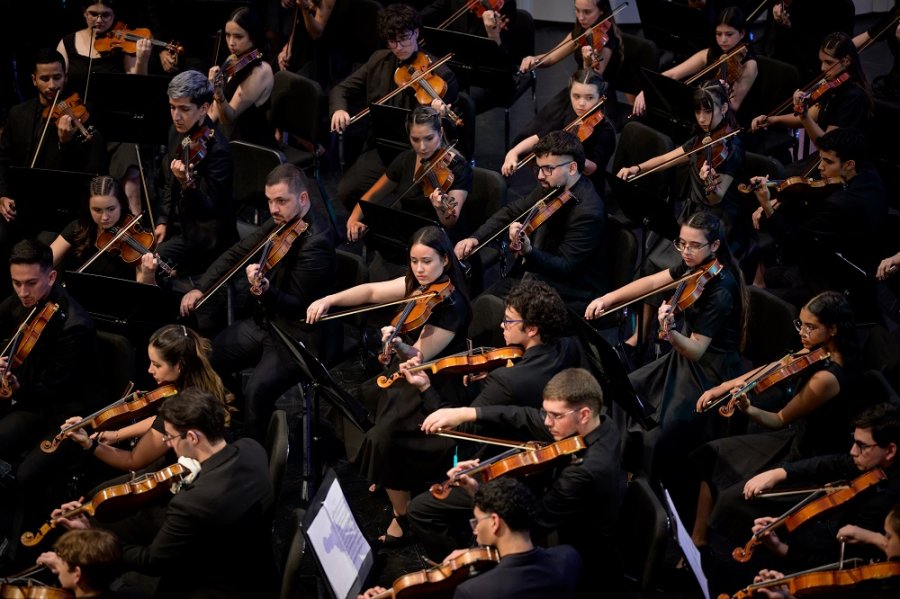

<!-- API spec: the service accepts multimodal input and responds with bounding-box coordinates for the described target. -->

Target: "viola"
[40,384,179,453]
[702,347,831,417]
[0,583,73,599]
[429,434,587,499]
[794,71,850,115]
[417,147,459,218]
[376,346,523,388]
[737,176,843,202]
[659,259,723,341]
[21,462,190,547]
[379,280,455,365]
[579,20,612,71]
[393,53,463,126]
[41,93,94,142]
[94,22,184,56]
[0,303,60,399]
[180,126,215,188]
[719,560,900,599]
[732,468,887,563]
[369,546,500,599]
[90,214,176,278]
[250,217,310,295]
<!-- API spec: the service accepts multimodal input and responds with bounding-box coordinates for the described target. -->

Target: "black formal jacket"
[0,282,101,420]
[453,545,582,599]
[470,175,608,305]
[122,439,277,599]
[158,117,237,254]
[193,206,337,343]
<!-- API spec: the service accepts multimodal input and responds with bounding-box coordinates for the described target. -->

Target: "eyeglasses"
[851,436,880,452]
[540,408,578,421]
[532,160,574,177]
[86,10,114,18]
[500,319,524,328]
[792,319,821,334]
[673,239,710,253]
[161,430,189,444]
[469,514,492,530]
[387,32,416,48]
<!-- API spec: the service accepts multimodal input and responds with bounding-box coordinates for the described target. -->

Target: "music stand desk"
[9,167,97,234]
[358,202,441,264]
[90,73,172,145]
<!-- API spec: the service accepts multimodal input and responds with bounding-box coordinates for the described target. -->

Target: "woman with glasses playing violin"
[208,7,276,148]
[690,290,859,551]
[345,106,472,244]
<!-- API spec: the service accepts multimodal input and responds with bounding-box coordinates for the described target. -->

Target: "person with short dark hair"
[36,529,122,598]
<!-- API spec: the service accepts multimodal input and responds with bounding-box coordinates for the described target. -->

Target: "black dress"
[220,59,276,148]
[353,285,471,490]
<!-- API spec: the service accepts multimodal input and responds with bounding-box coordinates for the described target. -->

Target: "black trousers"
[407,485,475,561]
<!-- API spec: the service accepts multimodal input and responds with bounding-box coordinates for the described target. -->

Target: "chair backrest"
[270,71,325,146]
[612,121,675,201]
[279,508,307,599]
[338,0,384,65]
[619,33,659,95]
[265,409,290,500]
[745,286,798,365]
[858,369,900,415]
[606,218,638,290]
[739,56,800,124]
[229,140,286,219]
[509,9,535,59]
[95,331,135,404]
[617,477,669,596]
[464,167,507,233]
[871,99,900,208]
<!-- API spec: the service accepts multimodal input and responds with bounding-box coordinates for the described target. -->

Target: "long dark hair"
[708,6,750,59]
[681,211,749,350]
[574,0,624,64]
[693,79,738,132]
[404,226,467,297]
[803,290,859,370]
[820,32,874,114]
[72,176,130,259]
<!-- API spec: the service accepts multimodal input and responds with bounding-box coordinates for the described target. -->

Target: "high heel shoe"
[378,513,411,548]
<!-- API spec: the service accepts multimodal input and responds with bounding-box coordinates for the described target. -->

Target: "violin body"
[504,188,577,276]
[720,560,900,599]
[795,71,850,115]
[659,259,723,340]
[576,109,605,142]
[418,149,458,217]
[380,280,455,365]
[376,346,523,388]
[251,217,310,295]
[394,53,463,126]
[0,584,73,599]
[579,20,611,70]
[0,303,60,399]
[375,547,500,599]
[737,176,843,202]
[181,127,215,188]
[42,93,94,142]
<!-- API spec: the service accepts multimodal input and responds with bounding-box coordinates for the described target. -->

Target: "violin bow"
[78,213,145,274]
[31,88,63,169]
[0,305,38,372]
[859,9,900,53]
[436,0,479,30]
[466,186,562,259]
[684,43,748,85]
[348,53,455,126]
[526,2,629,72]
[393,142,459,203]
[744,0,771,24]
[134,146,156,232]
[627,128,742,182]
[756,483,850,499]
[763,59,847,120]
[430,427,538,449]
[588,269,706,320]
[84,26,98,106]
[515,97,607,173]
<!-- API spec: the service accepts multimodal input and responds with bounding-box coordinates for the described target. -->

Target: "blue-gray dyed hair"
[167,70,214,106]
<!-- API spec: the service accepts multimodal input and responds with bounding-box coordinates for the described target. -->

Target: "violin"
[40,384,179,453]
[702,347,831,417]
[508,188,577,255]
[737,176,844,202]
[579,20,612,71]
[429,434,587,500]
[394,53,463,126]
[89,214,176,278]
[576,109,606,142]
[180,126,215,188]
[417,147,459,218]
[369,546,500,599]
[376,346,523,388]
[94,22,184,56]
[695,126,733,194]
[512,100,606,173]
[379,280,454,365]
[250,217,310,295]
[218,48,263,85]
[731,468,887,563]
[0,303,60,399]
[719,560,900,599]
[0,583,73,599]
[41,93,94,142]
[659,259,723,341]
[21,462,190,547]
[794,71,850,115]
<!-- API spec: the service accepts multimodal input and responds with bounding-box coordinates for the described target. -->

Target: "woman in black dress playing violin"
[306,226,471,545]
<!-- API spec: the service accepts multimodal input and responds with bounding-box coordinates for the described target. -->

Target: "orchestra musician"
[180,164,336,441]
[764,0,855,80]
[631,7,758,117]
[276,0,342,88]
[853,2,900,102]
[329,3,459,215]
[35,529,122,598]
[456,130,608,312]
[691,291,860,550]
[154,70,237,281]
[345,106,473,243]
[208,7,276,149]
[416,368,624,597]
[51,388,278,599]
[306,225,470,546]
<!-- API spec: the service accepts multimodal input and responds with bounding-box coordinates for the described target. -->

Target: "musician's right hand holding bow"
[421,406,477,434]
[454,237,479,260]
[330,109,350,133]
[743,467,788,499]
[0,197,17,222]
[877,252,900,280]
[616,164,641,180]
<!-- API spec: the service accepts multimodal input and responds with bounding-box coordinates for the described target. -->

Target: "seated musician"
[35,529,122,598]
[502,69,615,195]
[738,403,900,572]
[306,225,470,546]
[52,388,278,598]
[749,127,887,321]
[0,240,102,559]
[61,324,232,474]
[208,6,276,148]
[764,0,856,81]
[329,3,458,215]
[180,164,336,441]
[456,130,607,313]
[631,7,758,117]
[276,0,343,88]
[853,3,900,102]
[414,368,625,597]
[154,70,237,280]
[49,175,158,284]
[345,106,472,243]
[359,478,583,599]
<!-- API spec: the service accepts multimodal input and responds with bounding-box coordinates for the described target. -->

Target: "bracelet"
[84,438,98,453]
[635,164,642,173]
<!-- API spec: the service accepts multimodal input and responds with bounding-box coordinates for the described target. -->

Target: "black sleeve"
[782,453,857,482]
[448,155,473,193]
[329,60,370,114]
[14,320,95,412]
[258,228,336,320]
[385,151,407,184]
[0,116,15,198]
[475,404,553,441]
[471,190,536,242]
[183,135,233,219]
[193,224,272,292]
[524,201,605,280]
[688,283,735,339]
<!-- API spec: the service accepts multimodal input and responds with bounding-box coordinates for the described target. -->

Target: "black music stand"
[9,167,97,234]
[639,69,697,143]
[270,323,374,502]
[420,27,517,99]
[358,202,441,265]
[636,0,712,58]
[90,74,172,145]
[369,103,410,166]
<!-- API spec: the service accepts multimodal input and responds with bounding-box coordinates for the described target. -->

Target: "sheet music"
[663,488,710,599]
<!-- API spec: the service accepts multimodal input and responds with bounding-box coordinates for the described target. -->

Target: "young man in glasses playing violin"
[410,368,624,599]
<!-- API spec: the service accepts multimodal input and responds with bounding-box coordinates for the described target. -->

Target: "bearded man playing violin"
[179,164,336,441]
[411,368,624,598]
